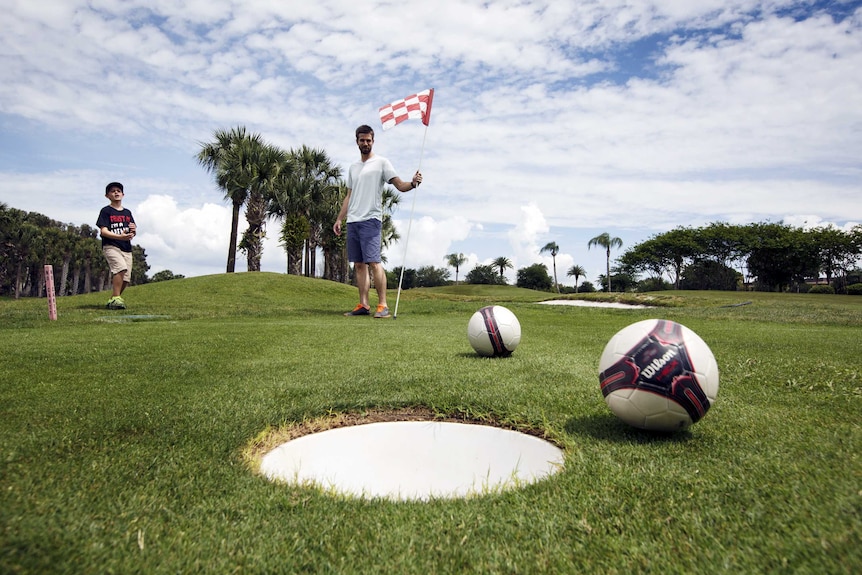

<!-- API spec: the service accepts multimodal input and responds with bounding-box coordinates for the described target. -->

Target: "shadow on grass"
[96,314,173,323]
[564,414,694,444]
[454,352,520,360]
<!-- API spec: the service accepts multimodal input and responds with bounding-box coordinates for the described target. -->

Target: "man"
[97,182,136,309]
[334,125,422,318]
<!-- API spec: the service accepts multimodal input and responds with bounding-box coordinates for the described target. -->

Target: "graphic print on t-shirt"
[108,213,131,235]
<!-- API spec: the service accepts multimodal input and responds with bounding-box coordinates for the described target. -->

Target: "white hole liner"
[260,421,565,501]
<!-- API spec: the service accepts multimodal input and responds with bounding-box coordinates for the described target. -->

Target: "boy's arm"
[100,226,134,241]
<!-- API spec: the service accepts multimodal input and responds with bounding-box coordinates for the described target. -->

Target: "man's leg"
[355,262,370,308]
[370,262,387,308]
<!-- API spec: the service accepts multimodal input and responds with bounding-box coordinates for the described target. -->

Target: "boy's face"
[106,186,124,199]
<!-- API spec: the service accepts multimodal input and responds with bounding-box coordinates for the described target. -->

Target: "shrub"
[150,270,185,282]
[808,284,835,294]
[516,263,553,291]
[680,260,741,290]
[415,266,451,287]
[847,283,862,296]
[638,277,671,292]
[466,264,504,285]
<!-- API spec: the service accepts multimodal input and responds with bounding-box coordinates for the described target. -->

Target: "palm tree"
[588,232,623,292]
[319,181,349,282]
[492,256,513,282]
[292,146,342,276]
[57,225,82,297]
[197,126,263,273]
[566,264,586,293]
[39,227,65,297]
[267,150,305,275]
[9,222,39,299]
[540,241,561,293]
[241,143,288,272]
[70,225,98,295]
[301,150,342,278]
[268,146,343,277]
[277,212,308,275]
[446,252,467,284]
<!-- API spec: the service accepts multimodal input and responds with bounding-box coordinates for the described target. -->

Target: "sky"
[1,0,860,286]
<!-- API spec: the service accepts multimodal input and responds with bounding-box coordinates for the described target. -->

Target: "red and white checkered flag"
[378,89,434,130]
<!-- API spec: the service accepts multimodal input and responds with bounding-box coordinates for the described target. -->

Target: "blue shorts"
[347,219,382,263]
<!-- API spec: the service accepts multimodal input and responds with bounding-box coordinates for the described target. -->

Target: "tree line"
[389,223,862,295]
[389,248,601,293]
[617,222,862,292]
[430,234,622,293]
[0,204,151,299]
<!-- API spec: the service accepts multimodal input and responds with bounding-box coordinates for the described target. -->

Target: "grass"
[1,273,860,574]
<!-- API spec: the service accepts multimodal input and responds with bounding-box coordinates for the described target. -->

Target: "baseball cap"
[105,182,124,193]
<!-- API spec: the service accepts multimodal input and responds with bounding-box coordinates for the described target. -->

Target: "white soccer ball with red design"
[598,319,719,431]
[467,305,521,357]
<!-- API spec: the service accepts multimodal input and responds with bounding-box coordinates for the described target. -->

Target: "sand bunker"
[539,300,650,309]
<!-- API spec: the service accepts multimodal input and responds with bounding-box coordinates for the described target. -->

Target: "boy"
[97,182,136,309]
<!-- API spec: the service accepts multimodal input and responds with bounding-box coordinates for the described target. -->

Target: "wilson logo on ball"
[599,319,719,431]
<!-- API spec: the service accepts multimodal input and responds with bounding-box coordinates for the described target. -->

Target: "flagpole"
[393,124,429,320]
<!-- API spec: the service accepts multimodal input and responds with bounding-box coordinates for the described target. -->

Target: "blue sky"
[1,0,859,284]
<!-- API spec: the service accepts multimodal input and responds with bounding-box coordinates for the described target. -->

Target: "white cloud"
[385,215,475,271]
[135,195,232,274]
[0,1,859,284]
[783,215,861,233]
[507,203,550,265]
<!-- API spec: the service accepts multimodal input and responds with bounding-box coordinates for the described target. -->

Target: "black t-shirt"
[96,205,135,252]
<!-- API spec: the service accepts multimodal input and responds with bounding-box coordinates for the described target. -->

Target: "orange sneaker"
[344,304,370,316]
[374,305,390,318]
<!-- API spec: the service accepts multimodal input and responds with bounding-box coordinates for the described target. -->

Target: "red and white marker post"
[44,265,58,321]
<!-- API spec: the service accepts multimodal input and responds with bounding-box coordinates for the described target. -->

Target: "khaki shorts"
[103,246,133,283]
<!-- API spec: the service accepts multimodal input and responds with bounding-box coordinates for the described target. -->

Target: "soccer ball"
[598,319,719,431]
[467,305,521,357]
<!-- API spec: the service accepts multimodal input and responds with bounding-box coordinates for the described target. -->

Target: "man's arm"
[333,189,352,236]
[389,171,422,193]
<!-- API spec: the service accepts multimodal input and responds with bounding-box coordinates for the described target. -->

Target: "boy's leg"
[111,272,125,297]
[103,246,127,299]
[121,251,133,294]
[111,250,132,296]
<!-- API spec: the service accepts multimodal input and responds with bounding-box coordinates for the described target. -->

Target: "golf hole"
[253,410,564,501]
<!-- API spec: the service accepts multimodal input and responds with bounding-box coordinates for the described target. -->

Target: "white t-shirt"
[346,155,398,223]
